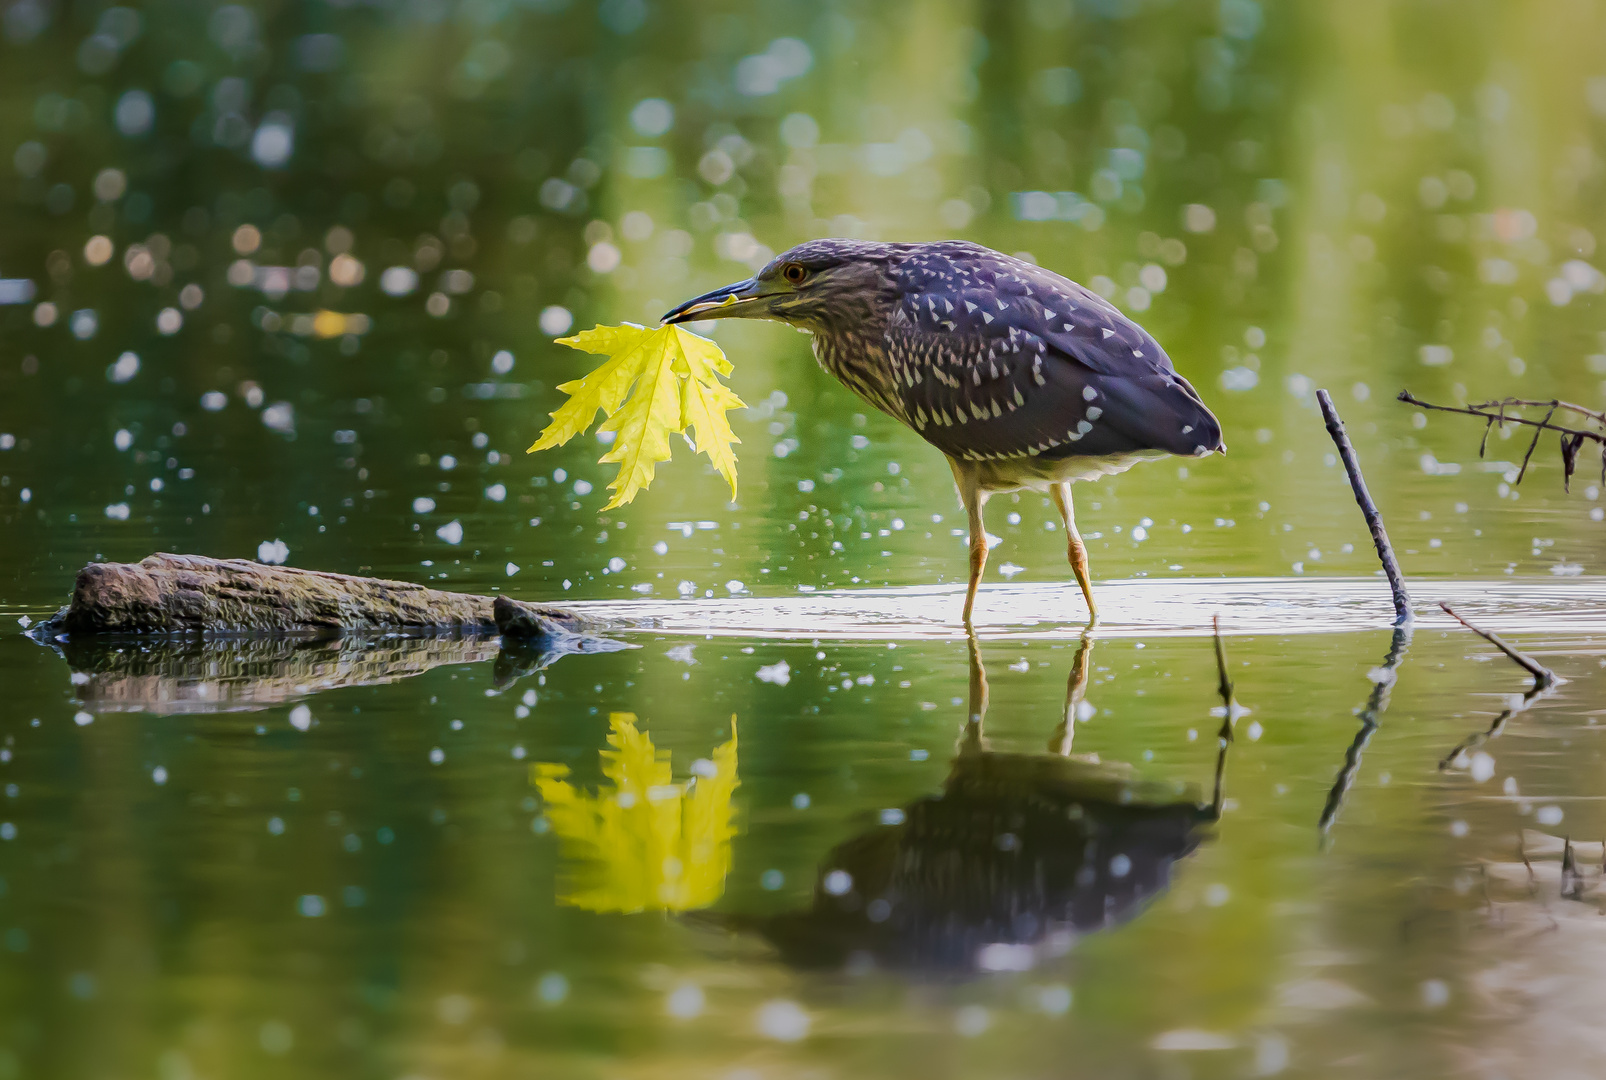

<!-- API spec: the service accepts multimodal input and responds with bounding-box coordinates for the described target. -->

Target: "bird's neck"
[812,325,905,423]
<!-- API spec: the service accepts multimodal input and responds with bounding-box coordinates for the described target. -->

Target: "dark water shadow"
[491,633,632,690]
[715,634,1236,973]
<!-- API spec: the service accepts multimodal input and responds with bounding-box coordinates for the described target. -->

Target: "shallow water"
[4,588,1606,1078]
[5,0,1606,1077]
[570,575,1606,638]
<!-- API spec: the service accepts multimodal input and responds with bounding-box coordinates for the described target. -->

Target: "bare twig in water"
[1210,615,1236,819]
[1213,614,1234,708]
[1438,604,1564,768]
[1398,391,1606,492]
[1318,626,1413,843]
[1439,603,1559,688]
[1317,390,1413,626]
[1561,838,1586,901]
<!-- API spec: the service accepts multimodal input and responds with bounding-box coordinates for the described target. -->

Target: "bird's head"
[662,239,896,335]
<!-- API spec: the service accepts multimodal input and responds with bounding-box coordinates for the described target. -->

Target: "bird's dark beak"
[661,278,765,325]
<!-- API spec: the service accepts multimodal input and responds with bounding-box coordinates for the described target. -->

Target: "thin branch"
[1399,391,1606,493]
[1318,390,1413,626]
[1439,603,1560,688]
[1560,432,1586,493]
[1515,403,1559,485]
[1398,391,1606,432]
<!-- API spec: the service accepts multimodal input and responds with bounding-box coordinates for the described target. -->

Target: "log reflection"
[56,635,500,715]
[49,626,629,714]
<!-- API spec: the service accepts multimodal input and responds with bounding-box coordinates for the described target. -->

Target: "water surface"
[4,0,1606,1076]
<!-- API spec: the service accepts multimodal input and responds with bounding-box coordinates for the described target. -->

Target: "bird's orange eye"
[782,263,807,284]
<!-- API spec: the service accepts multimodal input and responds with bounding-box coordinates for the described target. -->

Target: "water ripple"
[570,576,1606,641]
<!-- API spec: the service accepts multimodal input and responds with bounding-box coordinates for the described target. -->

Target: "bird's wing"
[885,249,1221,462]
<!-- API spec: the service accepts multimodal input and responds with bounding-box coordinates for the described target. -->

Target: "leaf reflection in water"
[533,713,738,913]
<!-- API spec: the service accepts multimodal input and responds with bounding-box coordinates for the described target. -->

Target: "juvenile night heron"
[663,239,1224,623]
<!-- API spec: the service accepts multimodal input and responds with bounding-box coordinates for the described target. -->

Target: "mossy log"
[31,553,617,639]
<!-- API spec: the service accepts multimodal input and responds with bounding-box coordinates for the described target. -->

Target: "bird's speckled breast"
[812,325,1163,491]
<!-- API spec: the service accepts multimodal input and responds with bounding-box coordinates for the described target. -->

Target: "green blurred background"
[1,0,1604,594]
[4,2,1606,1078]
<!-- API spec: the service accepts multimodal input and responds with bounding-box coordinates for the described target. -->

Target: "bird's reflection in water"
[752,635,1234,972]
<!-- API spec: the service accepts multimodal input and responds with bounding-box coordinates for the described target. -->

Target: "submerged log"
[30,553,624,639]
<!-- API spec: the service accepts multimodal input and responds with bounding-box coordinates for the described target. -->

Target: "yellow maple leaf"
[674,330,742,501]
[526,323,744,508]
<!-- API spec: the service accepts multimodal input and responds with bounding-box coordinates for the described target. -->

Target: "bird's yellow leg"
[951,462,990,625]
[963,513,990,625]
[1052,482,1098,622]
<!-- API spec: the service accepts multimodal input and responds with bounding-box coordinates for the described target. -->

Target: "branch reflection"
[1439,666,1562,771]
[1317,626,1412,845]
